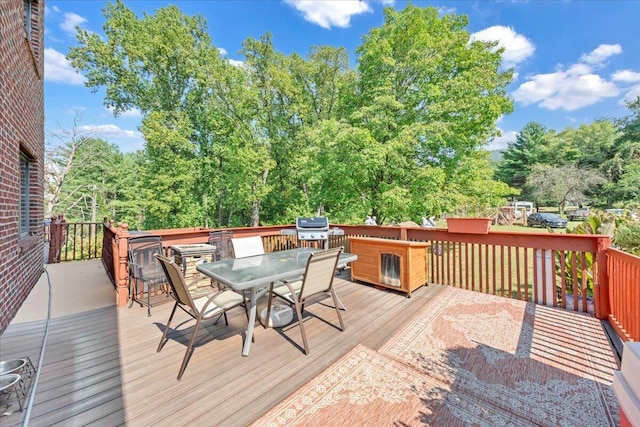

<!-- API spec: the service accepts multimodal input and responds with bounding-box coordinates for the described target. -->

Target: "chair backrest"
[128,235,164,280]
[208,230,234,261]
[231,236,265,258]
[300,246,343,300]
[155,254,197,313]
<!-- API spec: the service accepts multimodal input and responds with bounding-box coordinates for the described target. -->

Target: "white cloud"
[612,70,640,83]
[106,106,142,118]
[284,0,372,29]
[512,44,626,112]
[77,124,141,138]
[566,63,592,75]
[621,85,640,105]
[65,106,86,115]
[217,47,244,67]
[580,44,622,66]
[76,124,145,152]
[228,59,245,68]
[513,70,619,111]
[470,26,535,68]
[486,129,517,151]
[60,12,87,35]
[44,48,86,85]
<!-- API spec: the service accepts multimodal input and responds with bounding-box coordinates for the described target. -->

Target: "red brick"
[0,0,45,333]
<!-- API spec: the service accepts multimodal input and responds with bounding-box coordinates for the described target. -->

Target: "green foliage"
[494,100,640,212]
[68,0,214,115]
[494,121,548,195]
[140,111,201,228]
[526,164,606,213]
[556,217,599,297]
[447,150,518,216]
[343,5,513,223]
[613,222,640,256]
[64,3,526,229]
[48,136,124,222]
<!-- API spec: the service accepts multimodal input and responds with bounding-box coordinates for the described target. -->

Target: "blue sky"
[44,0,640,152]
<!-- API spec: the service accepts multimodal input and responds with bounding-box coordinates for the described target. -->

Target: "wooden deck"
[0,268,447,426]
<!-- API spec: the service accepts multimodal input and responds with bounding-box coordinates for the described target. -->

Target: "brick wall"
[0,0,45,333]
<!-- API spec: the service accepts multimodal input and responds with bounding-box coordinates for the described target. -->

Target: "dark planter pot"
[446,218,492,234]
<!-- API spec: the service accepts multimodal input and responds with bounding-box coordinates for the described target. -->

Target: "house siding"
[0,0,45,333]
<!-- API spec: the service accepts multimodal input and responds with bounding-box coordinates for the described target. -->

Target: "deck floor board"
[1,266,617,427]
[1,270,446,427]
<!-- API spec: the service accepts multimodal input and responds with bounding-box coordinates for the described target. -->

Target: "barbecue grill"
[280,217,344,249]
[296,216,330,249]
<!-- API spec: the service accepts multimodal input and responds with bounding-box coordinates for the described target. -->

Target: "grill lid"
[296,217,329,230]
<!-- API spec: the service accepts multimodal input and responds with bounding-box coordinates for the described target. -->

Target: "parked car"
[567,208,590,221]
[527,213,568,228]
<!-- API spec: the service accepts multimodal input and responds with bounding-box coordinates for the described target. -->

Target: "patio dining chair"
[128,235,168,316]
[230,236,265,259]
[155,254,249,380]
[267,246,345,354]
[208,230,234,261]
[208,230,234,291]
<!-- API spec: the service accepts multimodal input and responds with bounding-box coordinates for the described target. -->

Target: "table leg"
[242,287,258,356]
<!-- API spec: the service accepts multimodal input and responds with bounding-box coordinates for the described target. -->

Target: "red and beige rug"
[253,286,620,426]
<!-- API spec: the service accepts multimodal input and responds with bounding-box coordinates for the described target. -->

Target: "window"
[19,152,31,238]
[23,0,32,39]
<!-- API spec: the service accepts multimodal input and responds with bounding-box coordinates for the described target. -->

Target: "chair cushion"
[193,290,245,318]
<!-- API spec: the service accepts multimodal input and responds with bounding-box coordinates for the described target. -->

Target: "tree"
[570,120,619,171]
[309,5,514,223]
[494,122,548,194]
[600,98,640,206]
[45,114,95,218]
[68,1,222,227]
[46,115,125,222]
[526,164,606,213]
[65,3,517,228]
[68,0,215,116]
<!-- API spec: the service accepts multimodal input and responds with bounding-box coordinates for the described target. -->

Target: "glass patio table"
[196,247,357,356]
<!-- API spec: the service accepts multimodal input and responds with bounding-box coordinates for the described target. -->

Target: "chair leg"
[293,301,309,354]
[128,278,136,308]
[147,284,152,316]
[178,316,202,380]
[158,303,178,353]
[331,289,345,331]
[242,296,250,321]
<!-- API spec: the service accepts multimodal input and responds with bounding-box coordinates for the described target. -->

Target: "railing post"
[595,236,611,320]
[400,226,408,241]
[48,218,66,263]
[114,223,131,307]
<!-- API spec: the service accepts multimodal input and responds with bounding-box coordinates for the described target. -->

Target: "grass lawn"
[433,221,584,233]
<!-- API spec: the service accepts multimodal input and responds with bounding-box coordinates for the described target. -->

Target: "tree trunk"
[250,200,260,227]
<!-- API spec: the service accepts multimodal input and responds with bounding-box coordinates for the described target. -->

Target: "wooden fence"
[91,220,639,342]
[607,248,640,341]
[48,220,103,263]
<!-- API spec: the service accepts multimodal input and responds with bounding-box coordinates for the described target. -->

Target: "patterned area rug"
[253,287,620,427]
[251,344,539,427]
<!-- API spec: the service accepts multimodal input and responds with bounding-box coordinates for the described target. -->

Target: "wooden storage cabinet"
[348,237,429,297]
